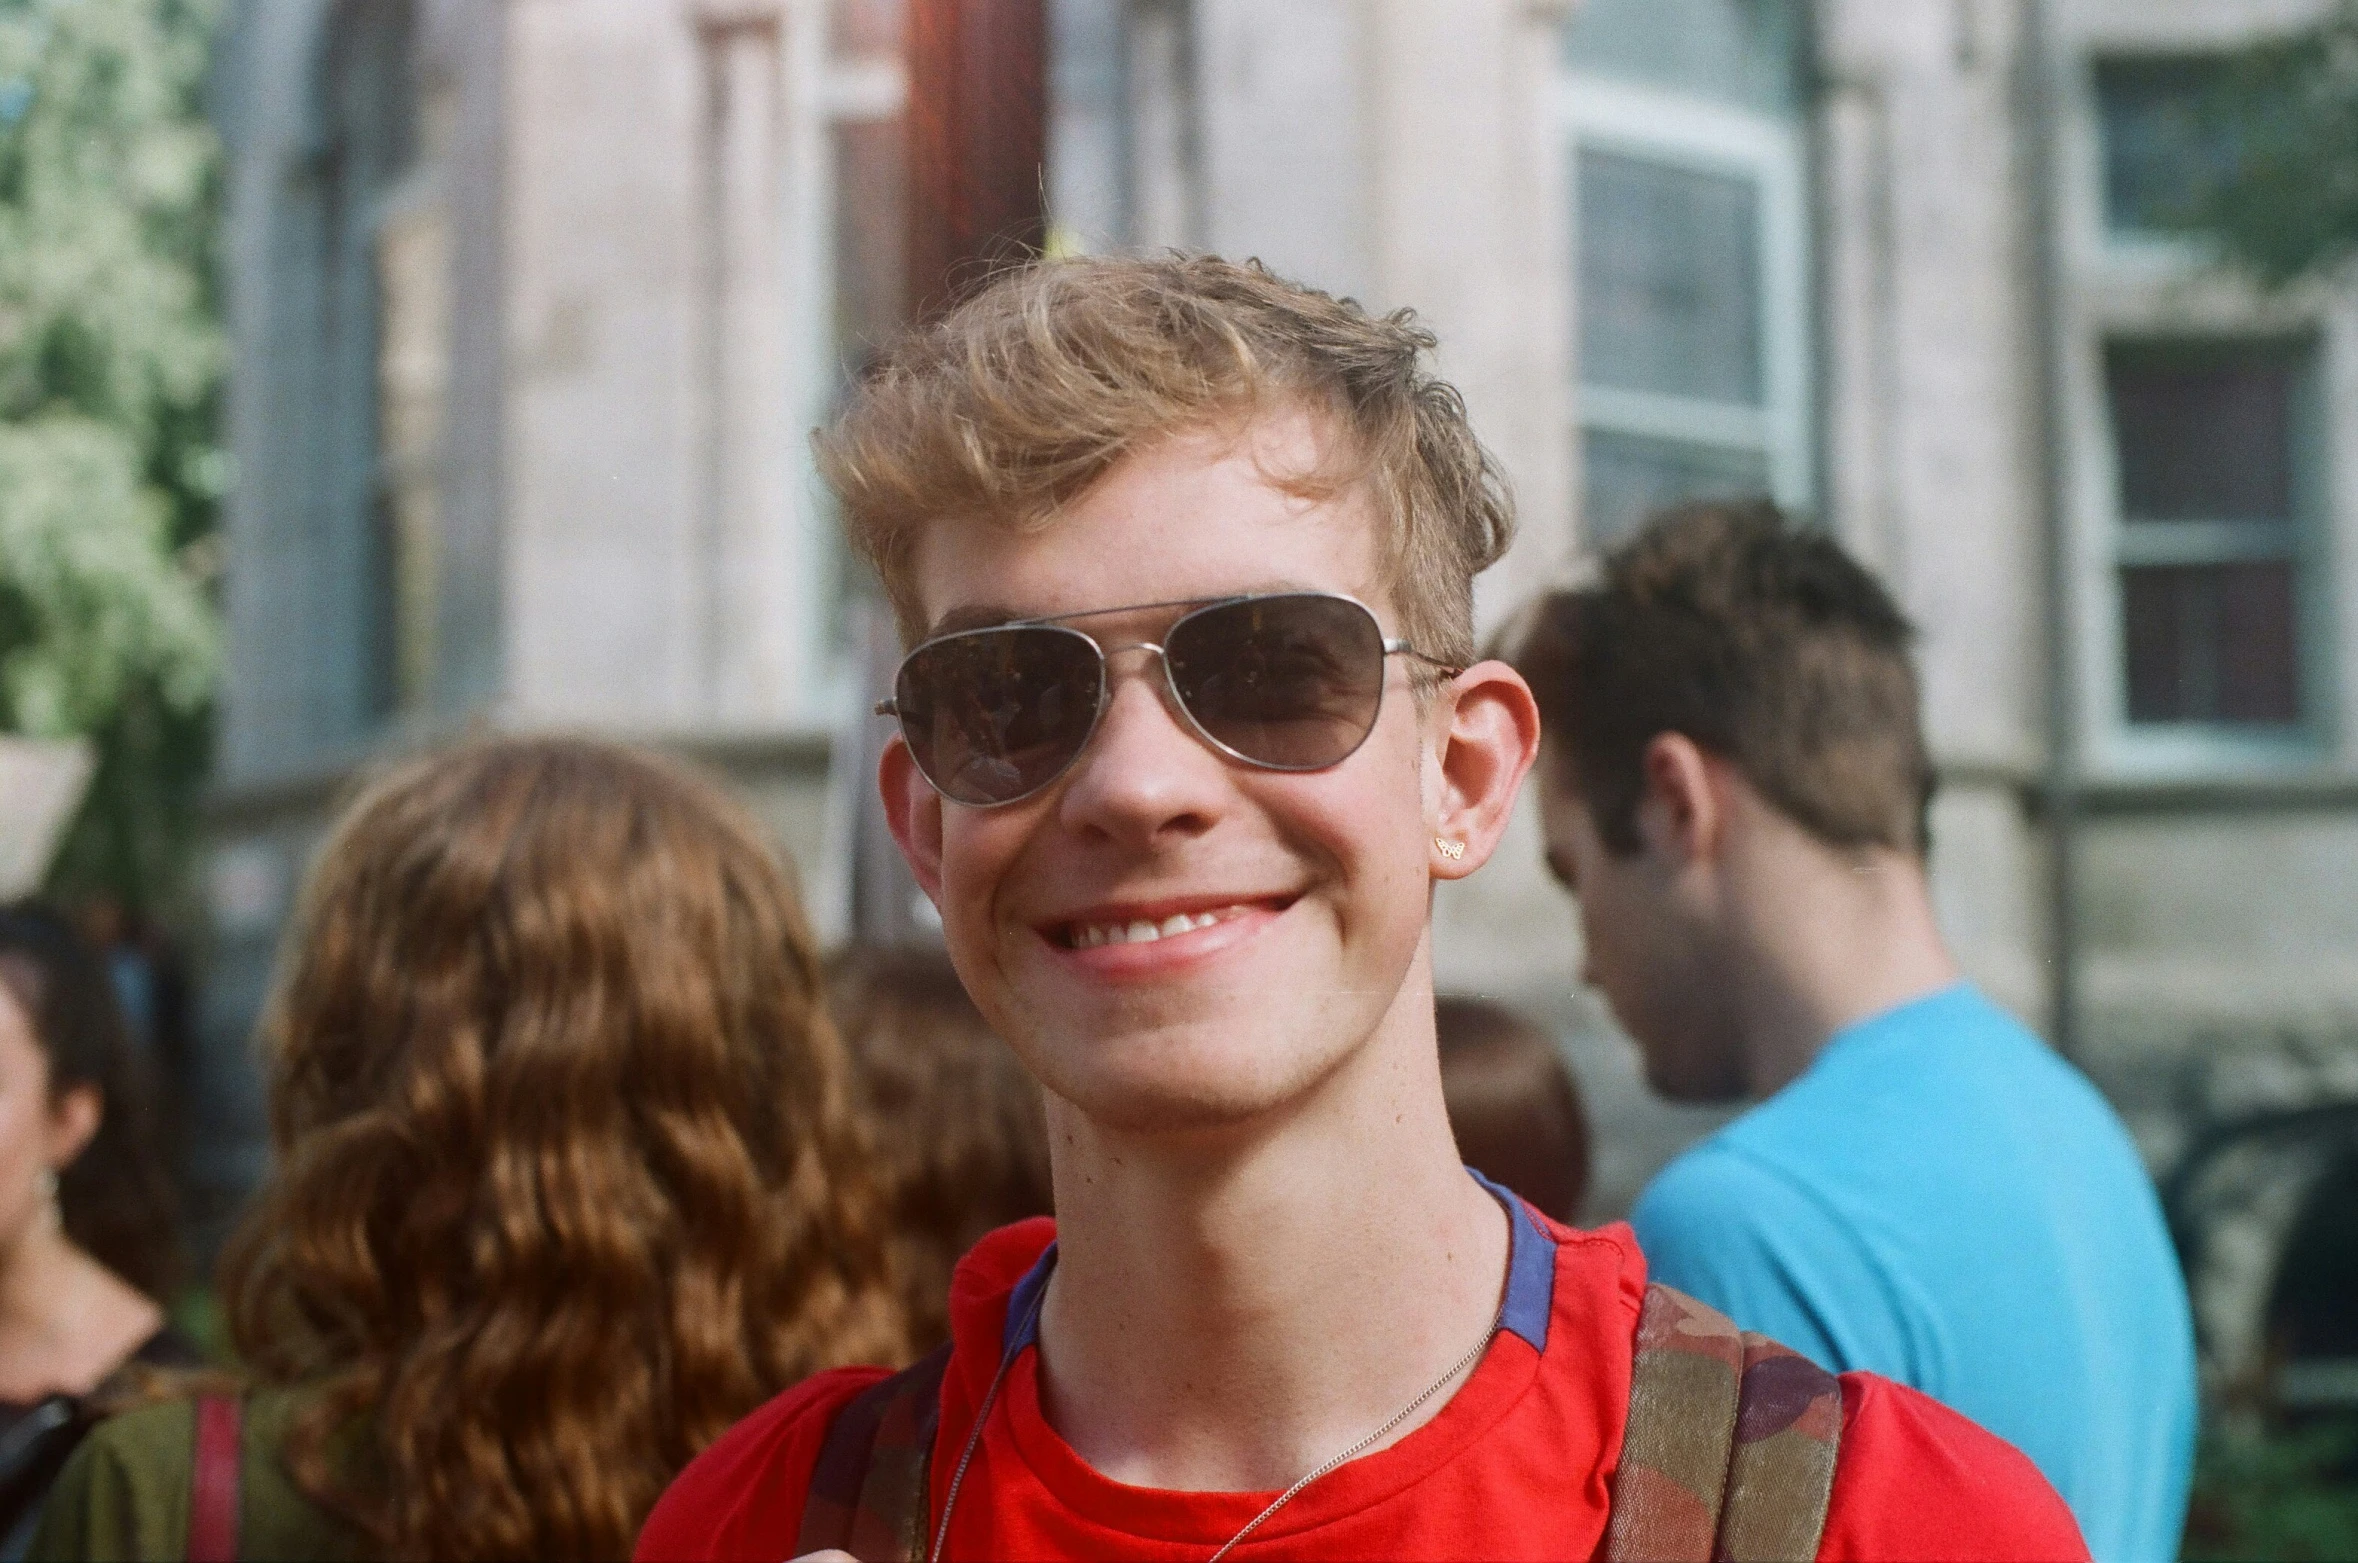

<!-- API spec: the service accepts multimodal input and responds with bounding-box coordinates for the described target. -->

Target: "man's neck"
[1723,815,1960,1099]
[1032,1000,1510,1494]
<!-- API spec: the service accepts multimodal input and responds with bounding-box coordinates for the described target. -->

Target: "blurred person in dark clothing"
[32,738,905,1562]
[0,903,197,1558]
[830,944,1053,1355]
[1509,501,2194,1563]
[1434,996,1588,1224]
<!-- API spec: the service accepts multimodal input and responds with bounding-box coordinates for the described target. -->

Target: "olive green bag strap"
[1603,1283,1844,1563]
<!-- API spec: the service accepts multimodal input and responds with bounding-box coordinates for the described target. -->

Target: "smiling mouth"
[1055,900,1287,950]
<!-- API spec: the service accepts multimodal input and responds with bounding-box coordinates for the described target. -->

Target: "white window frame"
[2080,334,2328,775]
[2067,50,2335,777]
[1555,70,1815,547]
[785,14,911,722]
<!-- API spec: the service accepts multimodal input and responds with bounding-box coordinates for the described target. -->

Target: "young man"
[637,258,2086,1562]
[1510,503,2195,1563]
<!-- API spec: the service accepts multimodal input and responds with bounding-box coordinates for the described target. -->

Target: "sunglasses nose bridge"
[1094,639,1196,731]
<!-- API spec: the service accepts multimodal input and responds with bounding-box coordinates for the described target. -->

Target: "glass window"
[2094,56,2235,236]
[1584,431,1770,551]
[1578,150,1762,405]
[1562,0,1804,117]
[1562,5,1806,554]
[828,0,908,372]
[2110,357,2293,522]
[2121,561,2299,725]
[2106,343,2310,730]
[820,0,911,648]
[318,0,421,729]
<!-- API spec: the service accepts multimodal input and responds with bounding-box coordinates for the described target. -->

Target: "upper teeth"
[1071,910,1230,949]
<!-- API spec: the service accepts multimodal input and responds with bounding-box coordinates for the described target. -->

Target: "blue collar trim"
[998,1169,1556,1360]
[1003,1240,1056,1357]
[1467,1167,1555,1352]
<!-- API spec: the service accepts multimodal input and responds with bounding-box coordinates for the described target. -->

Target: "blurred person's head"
[830,253,1540,1143]
[829,944,1052,1353]
[218,737,905,1561]
[0,901,181,1301]
[1509,502,1947,1103]
[1435,996,1588,1223]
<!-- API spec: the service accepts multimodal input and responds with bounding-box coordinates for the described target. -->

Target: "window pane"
[833,117,907,366]
[1583,430,1770,551]
[1578,150,1762,405]
[2094,57,2234,235]
[1563,0,1804,116]
[2108,349,2297,522]
[2121,560,2300,725]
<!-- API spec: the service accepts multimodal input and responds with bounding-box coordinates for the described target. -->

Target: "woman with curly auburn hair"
[31,736,906,1562]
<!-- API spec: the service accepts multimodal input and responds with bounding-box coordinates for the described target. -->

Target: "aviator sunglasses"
[879,592,1463,807]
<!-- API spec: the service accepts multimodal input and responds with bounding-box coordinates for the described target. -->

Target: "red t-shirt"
[639,1209,2087,1562]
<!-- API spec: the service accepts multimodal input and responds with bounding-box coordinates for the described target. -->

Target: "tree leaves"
[0,413,216,738]
[0,0,223,909]
[2186,2,2358,287]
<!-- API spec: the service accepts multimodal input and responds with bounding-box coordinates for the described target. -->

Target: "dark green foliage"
[2176,3,2358,287]
[2183,1418,2358,1562]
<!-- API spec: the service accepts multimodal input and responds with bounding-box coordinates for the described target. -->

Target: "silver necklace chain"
[1203,1317,1498,1563]
[926,1280,1500,1563]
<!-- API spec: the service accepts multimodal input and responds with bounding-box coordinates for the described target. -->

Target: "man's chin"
[1027,1033,1339,1139]
[1640,1050,1748,1106]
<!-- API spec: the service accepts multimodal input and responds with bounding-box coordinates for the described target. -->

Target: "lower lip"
[1045,903,1289,978]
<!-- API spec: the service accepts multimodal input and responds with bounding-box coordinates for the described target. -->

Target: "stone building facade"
[206,0,2358,1402]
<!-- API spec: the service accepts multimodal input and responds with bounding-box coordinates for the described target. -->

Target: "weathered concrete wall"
[1814,0,2052,1026]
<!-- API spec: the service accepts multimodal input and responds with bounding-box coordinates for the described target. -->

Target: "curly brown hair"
[217,737,906,1561]
[828,945,1052,1353]
[816,253,1516,667]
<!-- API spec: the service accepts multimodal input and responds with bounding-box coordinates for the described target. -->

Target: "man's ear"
[44,1082,101,1172]
[1635,732,1725,869]
[1428,661,1542,881]
[880,737,946,905]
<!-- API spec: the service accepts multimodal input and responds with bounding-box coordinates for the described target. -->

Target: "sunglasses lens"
[895,628,1104,805]
[1165,595,1388,770]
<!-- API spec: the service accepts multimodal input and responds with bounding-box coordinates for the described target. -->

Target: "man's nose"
[1054,653,1227,846]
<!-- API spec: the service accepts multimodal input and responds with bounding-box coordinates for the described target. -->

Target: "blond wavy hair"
[816,253,1516,666]
[219,737,906,1561]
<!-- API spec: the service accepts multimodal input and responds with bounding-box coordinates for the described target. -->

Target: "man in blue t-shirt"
[1508,502,2195,1563]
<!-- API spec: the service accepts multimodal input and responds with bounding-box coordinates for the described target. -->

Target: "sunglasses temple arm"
[874,697,900,716]
[1384,641,1466,676]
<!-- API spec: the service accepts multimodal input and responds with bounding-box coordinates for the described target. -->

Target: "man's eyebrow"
[925,581,1333,639]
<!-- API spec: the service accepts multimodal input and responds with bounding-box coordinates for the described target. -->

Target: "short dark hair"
[0,901,183,1300]
[1436,997,1588,1223]
[1511,501,1933,856]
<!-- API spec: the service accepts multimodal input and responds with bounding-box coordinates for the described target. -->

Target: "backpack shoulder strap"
[186,1394,242,1563]
[796,1345,952,1563]
[1605,1283,1745,1561]
[1603,1283,1842,1563]
[1717,1331,1844,1563]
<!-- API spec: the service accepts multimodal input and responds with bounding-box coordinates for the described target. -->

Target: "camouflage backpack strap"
[1603,1283,1843,1563]
[1716,1330,1844,1563]
[796,1344,952,1563]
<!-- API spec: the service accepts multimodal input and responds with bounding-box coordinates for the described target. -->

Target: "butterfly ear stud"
[1434,837,1466,861]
